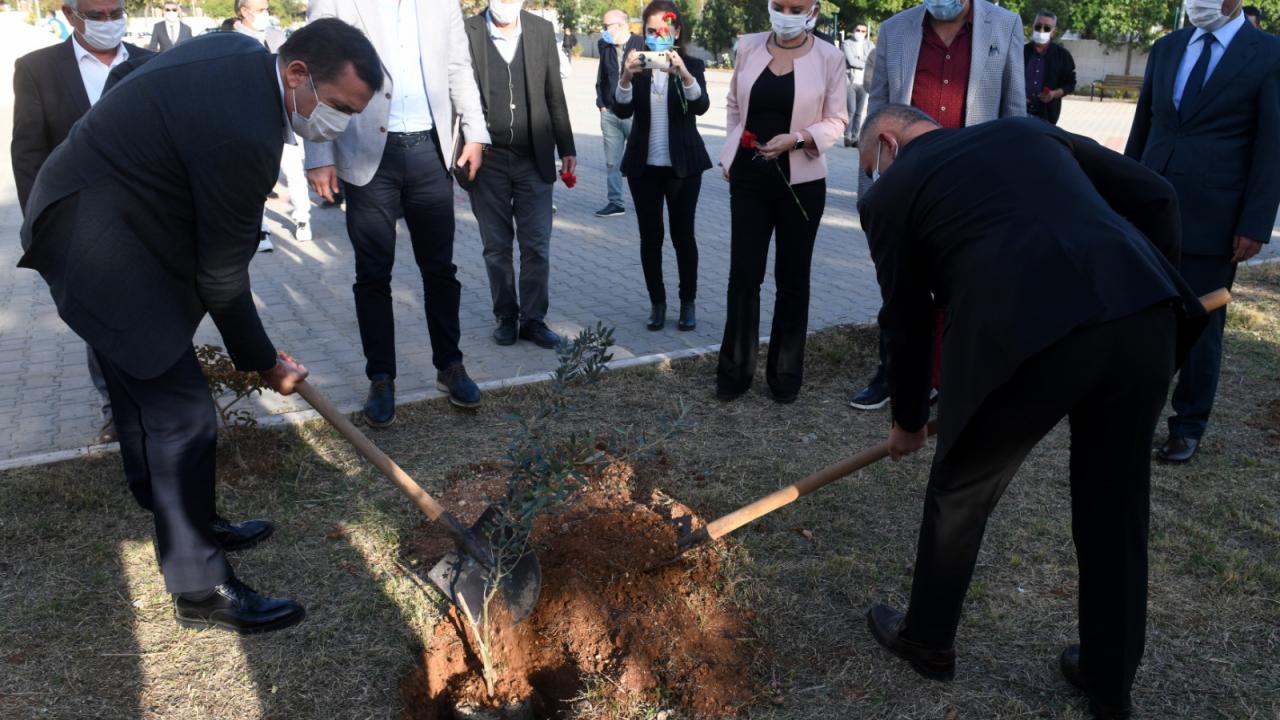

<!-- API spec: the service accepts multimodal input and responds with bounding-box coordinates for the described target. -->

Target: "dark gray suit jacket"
[18,34,284,379]
[463,11,575,184]
[1126,21,1280,257]
[10,39,152,212]
[149,20,193,52]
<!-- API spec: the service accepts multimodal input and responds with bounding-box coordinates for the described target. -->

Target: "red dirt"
[400,461,757,719]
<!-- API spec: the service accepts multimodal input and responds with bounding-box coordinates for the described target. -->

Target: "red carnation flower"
[560,170,577,188]
[1043,85,1051,94]
[739,130,758,150]
[654,26,668,37]
[663,11,677,22]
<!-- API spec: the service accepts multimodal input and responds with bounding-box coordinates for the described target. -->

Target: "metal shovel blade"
[426,506,542,624]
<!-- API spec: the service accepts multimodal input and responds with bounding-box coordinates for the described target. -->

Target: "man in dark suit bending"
[1126,0,1280,463]
[856,106,1206,720]
[11,0,152,444]
[18,21,381,635]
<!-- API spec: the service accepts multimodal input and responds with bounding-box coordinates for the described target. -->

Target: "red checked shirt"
[911,14,973,129]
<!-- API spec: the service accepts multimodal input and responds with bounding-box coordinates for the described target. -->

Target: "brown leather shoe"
[865,604,956,681]
[1059,645,1133,719]
[1154,435,1198,463]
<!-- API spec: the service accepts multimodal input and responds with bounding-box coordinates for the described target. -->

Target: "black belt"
[386,130,433,148]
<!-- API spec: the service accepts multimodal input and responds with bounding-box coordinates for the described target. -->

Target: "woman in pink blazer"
[716,3,848,404]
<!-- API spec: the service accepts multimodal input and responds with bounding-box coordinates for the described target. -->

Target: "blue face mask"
[645,33,674,52]
[922,0,966,21]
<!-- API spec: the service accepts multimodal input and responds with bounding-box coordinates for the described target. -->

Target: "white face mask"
[1185,0,1237,31]
[1031,30,1051,44]
[853,31,867,41]
[768,3,815,40]
[489,0,523,25]
[248,10,269,31]
[291,74,352,143]
[870,137,897,183]
[79,15,126,50]
[164,10,178,21]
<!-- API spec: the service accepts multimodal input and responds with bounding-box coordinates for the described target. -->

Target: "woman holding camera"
[614,1,712,331]
[715,0,847,403]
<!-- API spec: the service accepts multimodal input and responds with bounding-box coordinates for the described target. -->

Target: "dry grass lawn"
[2,265,1278,719]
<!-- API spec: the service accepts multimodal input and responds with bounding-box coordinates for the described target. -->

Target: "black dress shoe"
[1155,435,1198,463]
[715,382,749,402]
[865,604,956,681]
[493,317,518,346]
[174,578,305,635]
[437,363,482,408]
[770,387,798,404]
[211,516,274,552]
[364,374,395,428]
[519,320,562,349]
[677,301,696,331]
[647,303,666,331]
[1060,645,1133,719]
[849,378,890,410]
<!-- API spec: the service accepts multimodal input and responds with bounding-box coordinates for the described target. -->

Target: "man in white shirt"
[304,0,492,427]
[148,2,192,52]
[462,1,577,351]
[11,0,152,445]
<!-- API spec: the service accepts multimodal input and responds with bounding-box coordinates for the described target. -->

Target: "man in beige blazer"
[304,0,492,427]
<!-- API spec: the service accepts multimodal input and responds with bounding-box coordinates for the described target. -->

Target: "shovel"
[295,380,541,623]
[674,288,1234,557]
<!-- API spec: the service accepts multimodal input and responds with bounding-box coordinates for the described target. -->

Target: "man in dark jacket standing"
[857,106,1205,720]
[1126,0,1280,462]
[596,9,645,217]
[149,2,193,52]
[17,23,380,634]
[11,0,152,444]
[1024,10,1076,124]
[463,1,576,350]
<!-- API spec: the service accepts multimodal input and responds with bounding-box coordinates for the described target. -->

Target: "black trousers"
[718,173,825,396]
[95,347,231,594]
[1168,254,1236,439]
[904,305,1176,708]
[344,131,463,378]
[628,166,701,305]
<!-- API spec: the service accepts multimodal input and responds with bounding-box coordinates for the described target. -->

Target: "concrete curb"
[0,340,729,474]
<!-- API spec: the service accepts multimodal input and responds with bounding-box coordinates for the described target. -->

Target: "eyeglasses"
[1033,24,1054,32]
[75,8,126,22]
[164,6,181,11]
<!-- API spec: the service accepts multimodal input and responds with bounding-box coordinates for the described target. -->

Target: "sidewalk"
[1,50,1276,464]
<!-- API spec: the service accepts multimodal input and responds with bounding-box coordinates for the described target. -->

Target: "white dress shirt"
[386,0,434,132]
[615,70,702,167]
[165,21,180,43]
[486,10,523,64]
[72,36,128,106]
[1174,13,1247,110]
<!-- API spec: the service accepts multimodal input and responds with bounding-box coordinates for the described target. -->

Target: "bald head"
[858,104,942,178]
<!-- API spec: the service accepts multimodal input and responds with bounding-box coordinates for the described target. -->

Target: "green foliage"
[195,344,265,429]
[190,0,305,22]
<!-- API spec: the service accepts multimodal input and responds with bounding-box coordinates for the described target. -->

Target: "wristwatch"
[794,133,806,150]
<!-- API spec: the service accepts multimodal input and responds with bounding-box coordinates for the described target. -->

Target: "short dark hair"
[1243,5,1262,19]
[279,18,383,92]
[1035,9,1057,22]
[859,103,941,147]
[854,21,869,30]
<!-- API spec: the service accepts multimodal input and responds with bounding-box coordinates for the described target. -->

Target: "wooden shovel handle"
[688,421,939,547]
[295,380,447,523]
[1200,288,1231,313]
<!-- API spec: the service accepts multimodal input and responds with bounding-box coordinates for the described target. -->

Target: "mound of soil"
[401,462,757,719]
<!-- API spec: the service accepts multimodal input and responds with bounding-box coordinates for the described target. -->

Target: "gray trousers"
[847,73,868,142]
[600,109,632,207]
[468,147,554,323]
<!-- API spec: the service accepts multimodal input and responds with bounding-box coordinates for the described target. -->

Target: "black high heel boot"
[646,303,666,331]
[677,301,696,331]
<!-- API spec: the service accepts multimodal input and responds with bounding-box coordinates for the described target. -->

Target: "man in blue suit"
[1126,0,1280,463]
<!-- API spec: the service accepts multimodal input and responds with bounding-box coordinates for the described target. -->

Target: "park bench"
[1090,74,1144,101]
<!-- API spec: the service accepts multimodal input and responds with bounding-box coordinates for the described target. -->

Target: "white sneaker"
[295,222,312,242]
[257,237,274,252]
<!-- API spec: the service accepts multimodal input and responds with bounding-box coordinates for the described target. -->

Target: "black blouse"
[735,67,796,179]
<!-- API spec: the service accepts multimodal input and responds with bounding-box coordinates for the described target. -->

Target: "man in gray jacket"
[848,0,1026,412]
[304,0,492,427]
[841,21,874,146]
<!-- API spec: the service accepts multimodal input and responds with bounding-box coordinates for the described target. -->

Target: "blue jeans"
[600,109,631,206]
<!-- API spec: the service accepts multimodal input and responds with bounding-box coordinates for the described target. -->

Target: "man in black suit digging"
[18,20,381,635]
[856,106,1207,720]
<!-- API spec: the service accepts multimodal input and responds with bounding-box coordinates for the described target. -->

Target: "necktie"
[1180,33,1216,120]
